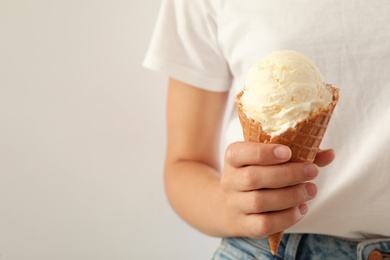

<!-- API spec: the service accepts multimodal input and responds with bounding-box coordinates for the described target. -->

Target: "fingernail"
[305,183,317,197]
[298,204,308,215]
[304,164,318,179]
[273,146,291,160]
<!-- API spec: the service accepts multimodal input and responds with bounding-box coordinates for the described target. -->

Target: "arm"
[164,78,335,238]
[164,78,229,235]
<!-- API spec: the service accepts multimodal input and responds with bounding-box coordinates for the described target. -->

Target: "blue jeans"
[212,234,390,259]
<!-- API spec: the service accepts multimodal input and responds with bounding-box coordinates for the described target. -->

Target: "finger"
[225,142,291,167]
[240,204,309,239]
[314,149,335,167]
[228,163,318,191]
[234,183,317,214]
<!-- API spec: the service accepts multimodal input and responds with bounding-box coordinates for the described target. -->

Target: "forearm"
[164,160,232,237]
[164,79,231,237]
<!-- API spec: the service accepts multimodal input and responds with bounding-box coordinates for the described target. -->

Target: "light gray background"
[0,1,220,259]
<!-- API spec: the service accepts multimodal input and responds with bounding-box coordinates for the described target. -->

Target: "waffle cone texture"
[235,84,339,255]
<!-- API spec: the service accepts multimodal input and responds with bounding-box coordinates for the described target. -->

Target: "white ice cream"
[241,50,333,137]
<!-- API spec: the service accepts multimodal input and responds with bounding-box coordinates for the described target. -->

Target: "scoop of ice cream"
[240,50,333,137]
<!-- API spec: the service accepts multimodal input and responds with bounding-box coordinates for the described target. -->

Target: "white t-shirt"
[144,0,390,239]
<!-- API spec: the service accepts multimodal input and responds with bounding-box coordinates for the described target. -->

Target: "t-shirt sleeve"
[143,0,232,92]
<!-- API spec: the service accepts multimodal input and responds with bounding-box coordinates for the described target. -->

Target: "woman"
[144,0,390,258]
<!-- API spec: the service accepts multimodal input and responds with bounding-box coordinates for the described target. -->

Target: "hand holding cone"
[235,85,339,255]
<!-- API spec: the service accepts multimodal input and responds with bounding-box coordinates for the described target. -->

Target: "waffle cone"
[235,84,339,255]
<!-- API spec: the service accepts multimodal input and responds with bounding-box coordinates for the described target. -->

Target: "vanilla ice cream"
[240,50,333,137]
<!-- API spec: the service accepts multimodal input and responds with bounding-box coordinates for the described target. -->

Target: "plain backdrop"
[0,0,220,259]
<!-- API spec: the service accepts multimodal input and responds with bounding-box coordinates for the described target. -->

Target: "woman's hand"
[220,142,334,238]
[163,78,335,238]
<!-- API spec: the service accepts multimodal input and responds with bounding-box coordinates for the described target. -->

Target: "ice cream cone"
[267,231,284,255]
[235,84,339,254]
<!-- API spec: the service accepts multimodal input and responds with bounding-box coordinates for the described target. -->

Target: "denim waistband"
[213,234,390,260]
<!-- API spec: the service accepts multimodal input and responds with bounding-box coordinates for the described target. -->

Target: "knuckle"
[241,167,256,189]
[248,191,266,212]
[256,216,273,236]
[225,142,239,163]
[224,197,235,210]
